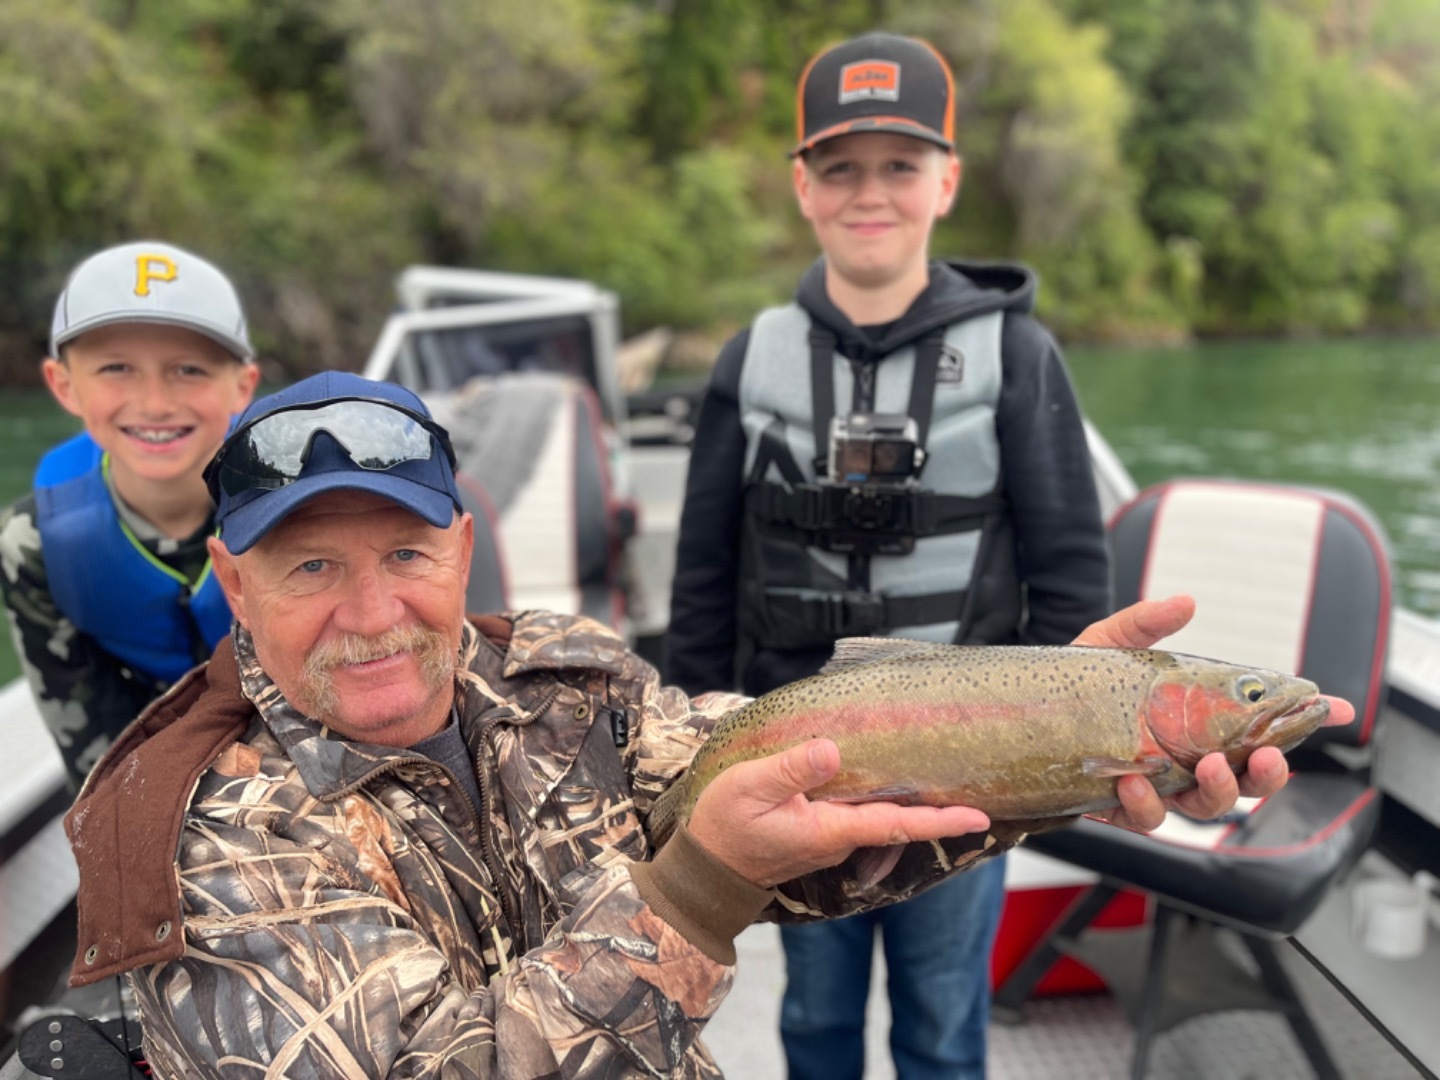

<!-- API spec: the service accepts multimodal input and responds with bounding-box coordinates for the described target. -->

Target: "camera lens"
[872,439,907,476]
[842,441,872,477]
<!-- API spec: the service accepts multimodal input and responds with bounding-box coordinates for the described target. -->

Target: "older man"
[62,372,1336,1079]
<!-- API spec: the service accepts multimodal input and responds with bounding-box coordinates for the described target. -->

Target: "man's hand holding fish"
[680,594,1356,888]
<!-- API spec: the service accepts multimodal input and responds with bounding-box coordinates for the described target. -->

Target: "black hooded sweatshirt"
[665,258,1111,697]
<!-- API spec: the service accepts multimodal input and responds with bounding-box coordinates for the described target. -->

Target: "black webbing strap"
[905,326,947,455]
[809,324,838,476]
[746,483,1006,540]
[746,417,807,485]
[762,588,969,638]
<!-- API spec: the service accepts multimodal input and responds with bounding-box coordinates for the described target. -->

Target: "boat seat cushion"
[1028,478,1394,935]
[427,373,625,630]
[454,472,510,616]
[1110,479,1391,748]
[1029,773,1381,934]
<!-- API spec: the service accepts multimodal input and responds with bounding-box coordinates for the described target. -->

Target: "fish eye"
[1236,675,1266,703]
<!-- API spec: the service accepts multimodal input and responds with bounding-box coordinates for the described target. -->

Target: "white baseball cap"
[50,240,254,361]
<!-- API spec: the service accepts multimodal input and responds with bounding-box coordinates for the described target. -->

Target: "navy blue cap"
[213,371,463,555]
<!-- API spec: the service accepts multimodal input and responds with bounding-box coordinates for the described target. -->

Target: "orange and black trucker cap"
[793,32,955,157]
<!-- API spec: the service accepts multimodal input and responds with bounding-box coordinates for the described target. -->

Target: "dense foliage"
[4,0,1440,380]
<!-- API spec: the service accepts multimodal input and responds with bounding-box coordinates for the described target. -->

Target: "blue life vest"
[33,433,233,685]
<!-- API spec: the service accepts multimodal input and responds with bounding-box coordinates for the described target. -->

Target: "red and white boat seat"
[995,479,1393,1077]
[427,373,632,631]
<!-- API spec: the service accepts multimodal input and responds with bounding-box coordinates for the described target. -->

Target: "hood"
[796,257,1037,361]
[65,640,253,986]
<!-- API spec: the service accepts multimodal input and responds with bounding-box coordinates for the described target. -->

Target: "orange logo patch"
[840,60,901,104]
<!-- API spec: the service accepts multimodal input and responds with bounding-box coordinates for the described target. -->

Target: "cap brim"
[52,311,253,362]
[219,471,458,555]
[792,117,954,157]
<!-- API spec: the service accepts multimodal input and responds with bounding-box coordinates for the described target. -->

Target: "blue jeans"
[779,857,1006,1080]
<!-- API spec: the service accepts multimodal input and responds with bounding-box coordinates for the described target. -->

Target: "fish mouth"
[1242,695,1330,752]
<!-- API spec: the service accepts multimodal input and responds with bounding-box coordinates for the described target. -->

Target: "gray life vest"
[735,302,1021,650]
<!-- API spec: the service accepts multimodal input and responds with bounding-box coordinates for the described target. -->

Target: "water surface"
[1067,338,1440,617]
[0,339,1436,683]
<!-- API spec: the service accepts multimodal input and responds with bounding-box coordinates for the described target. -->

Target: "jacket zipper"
[470,685,562,937]
[327,750,515,954]
[323,682,565,945]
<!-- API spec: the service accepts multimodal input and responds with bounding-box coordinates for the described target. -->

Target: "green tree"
[0,0,207,377]
[1126,0,1405,333]
[9,0,1440,365]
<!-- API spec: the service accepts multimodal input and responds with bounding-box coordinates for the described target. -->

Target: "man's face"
[43,324,259,491]
[793,132,961,294]
[210,491,474,746]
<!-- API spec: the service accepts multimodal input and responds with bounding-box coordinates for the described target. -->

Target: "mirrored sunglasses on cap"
[206,396,458,498]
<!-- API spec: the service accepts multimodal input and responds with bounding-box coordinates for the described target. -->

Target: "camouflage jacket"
[0,491,213,788]
[67,611,1017,1079]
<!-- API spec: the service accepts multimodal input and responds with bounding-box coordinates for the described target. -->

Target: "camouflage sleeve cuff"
[629,823,773,965]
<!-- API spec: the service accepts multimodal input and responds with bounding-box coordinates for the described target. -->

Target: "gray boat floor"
[704,922,1426,1080]
[4,912,1424,1079]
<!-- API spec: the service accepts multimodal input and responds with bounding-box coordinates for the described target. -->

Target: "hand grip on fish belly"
[648,638,1330,864]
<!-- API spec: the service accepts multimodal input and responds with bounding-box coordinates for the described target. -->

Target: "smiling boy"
[0,241,259,789]
[666,32,1111,1080]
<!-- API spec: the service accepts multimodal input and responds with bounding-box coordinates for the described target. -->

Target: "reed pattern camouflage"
[117,611,1016,1078]
[0,494,210,787]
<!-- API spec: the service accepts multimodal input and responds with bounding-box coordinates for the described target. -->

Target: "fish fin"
[825,785,922,806]
[820,637,954,675]
[647,775,692,848]
[1081,755,1172,779]
[1006,814,1081,836]
[852,844,906,887]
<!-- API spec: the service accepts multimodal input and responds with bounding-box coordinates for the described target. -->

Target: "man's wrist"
[629,823,772,964]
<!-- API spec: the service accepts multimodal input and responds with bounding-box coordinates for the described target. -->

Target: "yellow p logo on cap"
[134,254,178,297]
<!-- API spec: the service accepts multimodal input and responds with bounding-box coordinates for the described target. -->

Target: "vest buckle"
[824,591,886,636]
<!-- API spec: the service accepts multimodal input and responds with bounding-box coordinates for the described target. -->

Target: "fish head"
[1141,655,1330,771]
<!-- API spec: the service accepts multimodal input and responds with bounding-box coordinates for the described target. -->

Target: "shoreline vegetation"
[6,0,1440,385]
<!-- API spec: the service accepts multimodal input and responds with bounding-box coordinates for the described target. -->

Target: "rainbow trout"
[650,637,1329,857]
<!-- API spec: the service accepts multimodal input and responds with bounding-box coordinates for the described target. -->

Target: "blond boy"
[667,32,1110,1080]
[0,241,259,788]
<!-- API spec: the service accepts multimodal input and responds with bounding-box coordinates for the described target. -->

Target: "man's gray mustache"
[299,624,457,717]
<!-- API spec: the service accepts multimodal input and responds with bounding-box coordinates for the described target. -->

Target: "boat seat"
[425,373,634,631]
[453,472,510,616]
[994,479,1392,1080]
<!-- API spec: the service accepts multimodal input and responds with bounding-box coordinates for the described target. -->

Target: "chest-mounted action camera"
[827,413,925,488]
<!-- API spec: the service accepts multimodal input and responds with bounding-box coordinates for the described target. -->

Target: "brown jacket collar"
[65,615,516,987]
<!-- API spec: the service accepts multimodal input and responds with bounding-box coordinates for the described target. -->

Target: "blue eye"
[300,559,326,574]
[395,549,418,562]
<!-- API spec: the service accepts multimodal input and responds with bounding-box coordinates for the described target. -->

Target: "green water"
[0,392,81,681]
[0,338,1437,683]
[1066,337,1440,618]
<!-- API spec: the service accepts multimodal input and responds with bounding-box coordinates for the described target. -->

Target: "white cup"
[1351,876,1430,960]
